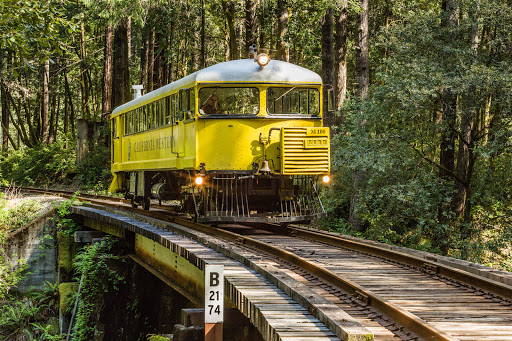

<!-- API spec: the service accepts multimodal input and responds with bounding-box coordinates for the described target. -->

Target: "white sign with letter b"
[205,264,224,324]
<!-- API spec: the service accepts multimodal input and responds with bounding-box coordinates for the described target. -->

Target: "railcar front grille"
[281,127,330,175]
[197,174,325,223]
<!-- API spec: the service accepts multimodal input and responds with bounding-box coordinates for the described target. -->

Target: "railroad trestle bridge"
[6,188,512,341]
[73,204,365,341]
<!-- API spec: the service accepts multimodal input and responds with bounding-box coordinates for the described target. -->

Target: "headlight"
[322,175,330,184]
[195,177,204,185]
[255,53,270,67]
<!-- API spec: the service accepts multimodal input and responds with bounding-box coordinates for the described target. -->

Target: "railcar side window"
[179,88,194,120]
[157,99,163,126]
[267,87,320,116]
[123,96,176,135]
[171,94,177,124]
[198,87,259,115]
[165,97,171,125]
[137,108,141,132]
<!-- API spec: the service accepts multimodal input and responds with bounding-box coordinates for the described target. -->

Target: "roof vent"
[132,85,143,99]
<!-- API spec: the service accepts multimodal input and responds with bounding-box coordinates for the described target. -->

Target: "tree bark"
[53,95,60,143]
[334,2,348,111]
[437,0,458,227]
[355,0,369,98]
[454,107,474,225]
[64,72,75,136]
[154,32,164,89]
[245,0,258,55]
[78,20,91,120]
[140,28,149,91]
[321,8,334,118]
[103,24,113,116]
[223,0,238,60]
[259,2,266,48]
[41,59,50,144]
[148,28,155,92]
[200,0,206,68]
[127,17,132,62]
[48,89,56,144]
[168,20,175,83]
[112,18,131,108]
[5,84,31,147]
[276,0,289,62]
[0,50,8,152]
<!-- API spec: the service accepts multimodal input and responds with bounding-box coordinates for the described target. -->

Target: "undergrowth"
[71,238,124,341]
[0,282,62,341]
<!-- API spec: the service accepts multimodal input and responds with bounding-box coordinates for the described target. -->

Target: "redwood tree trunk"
[334,2,348,111]
[64,72,75,135]
[200,0,206,68]
[276,0,289,62]
[148,28,155,92]
[355,0,369,98]
[437,0,458,227]
[103,24,113,116]
[454,107,474,225]
[112,18,131,108]
[41,59,50,144]
[78,20,91,119]
[321,8,334,118]
[223,0,238,60]
[245,0,258,55]
[168,20,175,83]
[0,50,8,152]
[140,28,149,91]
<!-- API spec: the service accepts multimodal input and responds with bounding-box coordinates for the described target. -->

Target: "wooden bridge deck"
[72,206,358,341]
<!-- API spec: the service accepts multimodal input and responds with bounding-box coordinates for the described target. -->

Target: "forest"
[1,0,512,268]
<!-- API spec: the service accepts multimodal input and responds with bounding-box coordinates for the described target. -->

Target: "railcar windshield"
[267,87,320,116]
[199,87,259,115]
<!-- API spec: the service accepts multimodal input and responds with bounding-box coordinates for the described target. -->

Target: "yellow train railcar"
[109,53,332,223]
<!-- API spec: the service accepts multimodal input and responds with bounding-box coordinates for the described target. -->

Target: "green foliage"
[0,142,75,187]
[72,238,124,341]
[0,194,43,299]
[326,0,512,267]
[0,282,63,340]
[54,194,81,237]
[147,335,171,341]
[0,256,27,301]
[0,0,74,66]
[0,196,43,233]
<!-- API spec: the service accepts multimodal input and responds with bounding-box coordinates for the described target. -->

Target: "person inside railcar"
[201,94,223,115]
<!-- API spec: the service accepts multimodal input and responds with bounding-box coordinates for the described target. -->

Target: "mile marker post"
[205,264,224,341]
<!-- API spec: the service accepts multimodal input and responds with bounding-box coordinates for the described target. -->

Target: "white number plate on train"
[304,138,328,148]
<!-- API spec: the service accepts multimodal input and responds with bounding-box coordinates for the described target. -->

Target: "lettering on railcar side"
[133,136,173,153]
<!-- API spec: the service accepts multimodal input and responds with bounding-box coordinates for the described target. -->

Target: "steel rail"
[287,225,512,301]
[170,218,455,341]
[1,186,177,211]
[8,186,504,340]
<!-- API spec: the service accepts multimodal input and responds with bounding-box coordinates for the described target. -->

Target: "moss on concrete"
[59,282,79,314]
[57,231,75,273]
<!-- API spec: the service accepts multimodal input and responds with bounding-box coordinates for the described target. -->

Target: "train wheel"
[143,196,151,210]
[131,198,138,208]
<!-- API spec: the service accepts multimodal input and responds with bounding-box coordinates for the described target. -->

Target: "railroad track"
[7,186,512,340]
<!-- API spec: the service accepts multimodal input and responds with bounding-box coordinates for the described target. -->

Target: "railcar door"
[171,93,185,156]
[173,88,195,158]
[111,116,122,165]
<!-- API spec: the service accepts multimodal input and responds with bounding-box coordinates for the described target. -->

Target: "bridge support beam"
[82,216,207,307]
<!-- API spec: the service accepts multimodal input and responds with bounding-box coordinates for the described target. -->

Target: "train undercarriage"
[119,170,326,224]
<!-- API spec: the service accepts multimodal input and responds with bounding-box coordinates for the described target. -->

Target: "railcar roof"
[111,59,322,117]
